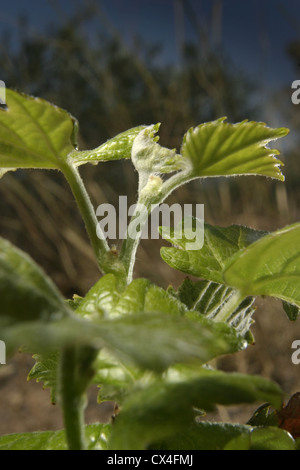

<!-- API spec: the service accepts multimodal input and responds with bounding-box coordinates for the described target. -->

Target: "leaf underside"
[173,277,256,337]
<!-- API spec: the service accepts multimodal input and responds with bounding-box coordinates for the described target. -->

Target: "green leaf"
[223,432,252,450]
[0,236,70,325]
[162,222,300,313]
[1,289,245,378]
[110,280,186,316]
[109,370,283,449]
[94,314,246,402]
[75,276,250,368]
[94,349,138,403]
[161,223,267,284]
[0,237,88,356]
[143,284,187,315]
[249,427,295,450]
[0,237,244,372]
[247,403,279,427]
[27,351,60,405]
[173,278,255,337]
[1,317,89,357]
[69,126,146,165]
[0,423,111,450]
[76,275,186,319]
[0,89,77,171]
[158,423,295,450]
[95,312,247,372]
[282,300,300,321]
[75,273,121,319]
[153,422,252,450]
[181,118,288,180]
[4,313,246,376]
[224,223,300,307]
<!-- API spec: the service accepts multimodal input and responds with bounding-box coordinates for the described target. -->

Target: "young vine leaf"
[0,89,78,171]
[0,424,111,450]
[69,126,147,165]
[161,222,300,322]
[172,277,255,338]
[160,223,267,284]
[0,89,145,174]
[181,118,289,180]
[224,223,300,308]
[109,369,283,450]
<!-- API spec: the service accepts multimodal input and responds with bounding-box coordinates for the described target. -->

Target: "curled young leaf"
[69,126,147,165]
[132,124,185,174]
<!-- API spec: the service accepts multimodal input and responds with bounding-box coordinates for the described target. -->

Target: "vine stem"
[60,161,110,272]
[120,169,193,283]
[59,347,87,451]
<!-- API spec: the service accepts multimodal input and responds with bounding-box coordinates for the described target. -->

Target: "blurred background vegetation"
[0,0,300,435]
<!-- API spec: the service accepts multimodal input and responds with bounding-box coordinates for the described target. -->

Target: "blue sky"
[0,0,299,90]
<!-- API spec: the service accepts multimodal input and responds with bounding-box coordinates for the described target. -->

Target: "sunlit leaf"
[76,274,186,319]
[161,223,266,283]
[0,89,77,171]
[224,223,300,307]
[181,118,288,180]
